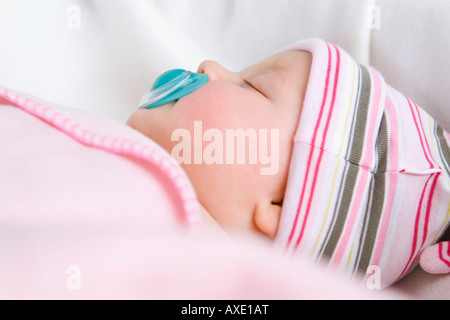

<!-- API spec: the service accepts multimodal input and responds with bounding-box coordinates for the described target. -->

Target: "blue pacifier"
[138,69,209,109]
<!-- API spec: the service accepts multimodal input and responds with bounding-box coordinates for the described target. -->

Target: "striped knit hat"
[274,38,450,288]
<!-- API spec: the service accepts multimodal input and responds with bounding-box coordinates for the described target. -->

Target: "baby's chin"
[126,99,177,134]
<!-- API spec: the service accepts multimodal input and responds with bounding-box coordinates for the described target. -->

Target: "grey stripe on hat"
[355,113,388,275]
[318,64,372,260]
[435,124,450,177]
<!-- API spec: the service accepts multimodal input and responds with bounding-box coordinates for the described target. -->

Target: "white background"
[0,0,449,129]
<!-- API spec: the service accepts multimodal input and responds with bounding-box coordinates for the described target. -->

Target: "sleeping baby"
[127,38,450,288]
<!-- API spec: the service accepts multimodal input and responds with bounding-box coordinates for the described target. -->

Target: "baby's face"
[127,50,311,239]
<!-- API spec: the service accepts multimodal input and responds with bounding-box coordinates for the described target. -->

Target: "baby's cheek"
[176,82,250,130]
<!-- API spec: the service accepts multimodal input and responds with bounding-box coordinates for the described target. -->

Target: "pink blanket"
[0,86,416,299]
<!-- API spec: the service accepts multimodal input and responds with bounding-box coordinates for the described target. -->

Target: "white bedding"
[1,0,449,129]
[1,0,449,299]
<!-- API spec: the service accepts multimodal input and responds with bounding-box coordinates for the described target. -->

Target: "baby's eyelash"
[242,78,267,98]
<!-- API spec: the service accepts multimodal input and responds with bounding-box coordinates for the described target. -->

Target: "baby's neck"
[198,202,228,236]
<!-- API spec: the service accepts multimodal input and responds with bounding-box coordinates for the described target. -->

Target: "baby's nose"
[197,60,238,82]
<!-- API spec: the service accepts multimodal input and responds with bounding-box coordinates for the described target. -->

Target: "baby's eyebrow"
[263,58,293,78]
[262,65,291,85]
[243,57,292,86]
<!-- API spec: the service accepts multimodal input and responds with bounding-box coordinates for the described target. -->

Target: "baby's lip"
[159,100,177,109]
[138,101,176,114]
[152,100,177,109]
[167,100,177,107]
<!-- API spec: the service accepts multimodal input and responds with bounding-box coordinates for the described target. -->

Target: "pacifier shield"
[138,69,208,109]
